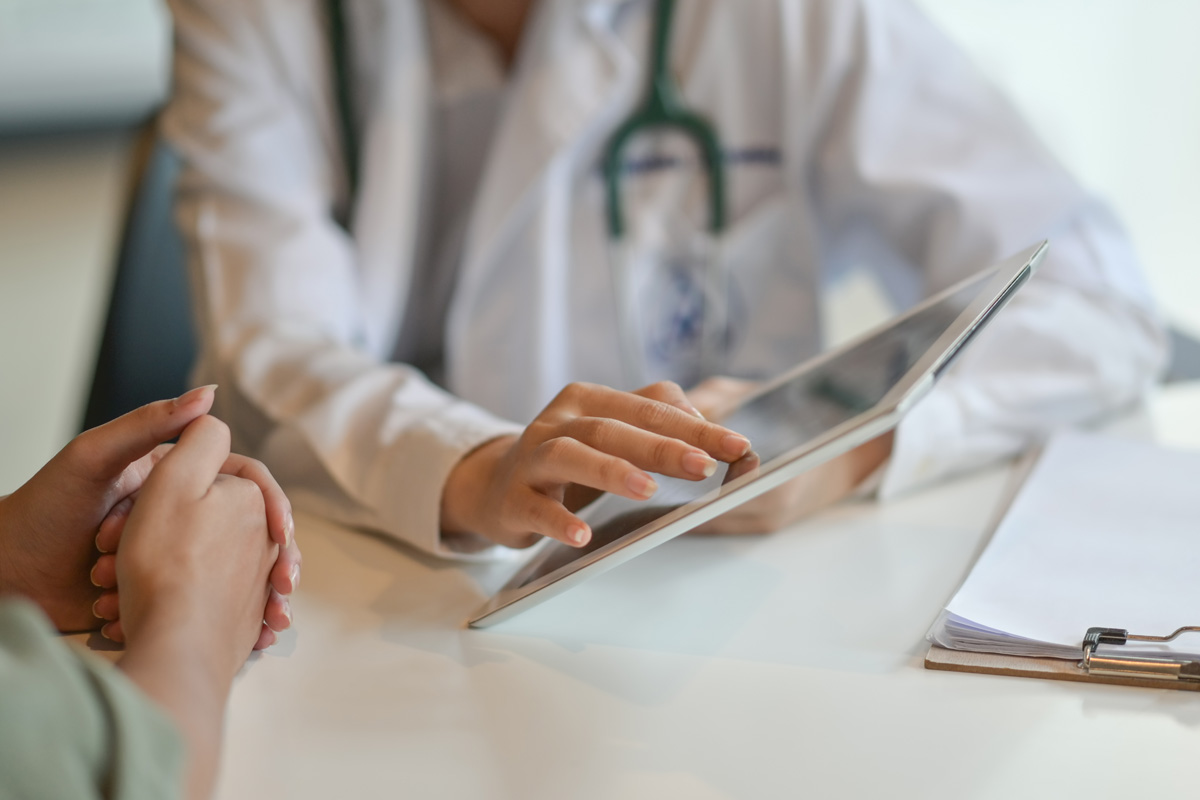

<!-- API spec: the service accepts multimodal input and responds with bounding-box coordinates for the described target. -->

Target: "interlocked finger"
[90,554,118,590]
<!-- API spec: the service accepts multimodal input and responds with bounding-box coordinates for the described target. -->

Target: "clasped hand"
[0,386,301,649]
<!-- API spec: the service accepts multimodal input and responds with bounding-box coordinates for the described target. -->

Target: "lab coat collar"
[458,0,642,260]
[448,0,649,404]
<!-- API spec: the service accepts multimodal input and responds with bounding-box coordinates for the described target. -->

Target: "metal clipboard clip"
[1080,626,1200,682]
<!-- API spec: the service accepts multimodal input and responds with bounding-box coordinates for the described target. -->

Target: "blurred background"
[1,0,1198,492]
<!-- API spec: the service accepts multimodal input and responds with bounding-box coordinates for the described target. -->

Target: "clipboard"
[926,626,1200,692]
[922,434,1200,693]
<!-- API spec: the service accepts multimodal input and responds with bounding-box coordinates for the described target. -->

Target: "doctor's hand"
[440,381,752,549]
[687,377,894,534]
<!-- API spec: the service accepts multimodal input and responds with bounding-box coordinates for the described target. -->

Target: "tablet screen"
[509,268,996,587]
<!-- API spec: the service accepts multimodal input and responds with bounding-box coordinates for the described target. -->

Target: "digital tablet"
[468,242,1047,627]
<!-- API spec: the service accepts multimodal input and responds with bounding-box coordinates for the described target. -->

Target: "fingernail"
[626,472,658,499]
[92,598,116,622]
[89,563,102,588]
[94,532,109,555]
[100,623,116,642]
[688,404,706,420]
[568,526,591,546]
[282,600,293,626]
[289,563,301,592]
[721,433,752,459]
[173,384,218,408]
[682,451,718,478]
[284,512,295,548]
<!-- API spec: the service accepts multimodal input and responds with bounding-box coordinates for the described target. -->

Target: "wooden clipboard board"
[925,645,1200,693]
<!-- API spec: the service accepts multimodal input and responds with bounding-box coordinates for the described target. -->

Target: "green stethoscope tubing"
[327,0,726,238]
[603,0,730,385]
[328,0,359,215]
[602,0,726,240]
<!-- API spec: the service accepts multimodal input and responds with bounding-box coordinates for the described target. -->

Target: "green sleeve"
[0,598,185,800]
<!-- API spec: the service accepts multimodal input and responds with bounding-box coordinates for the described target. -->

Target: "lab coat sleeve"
[161,0,521,557]
[804,0,1168,496]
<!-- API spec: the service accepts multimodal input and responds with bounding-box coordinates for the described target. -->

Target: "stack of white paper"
[928,431,1200,661]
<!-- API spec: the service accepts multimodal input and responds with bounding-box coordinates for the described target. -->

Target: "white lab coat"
[163,0,1167,557]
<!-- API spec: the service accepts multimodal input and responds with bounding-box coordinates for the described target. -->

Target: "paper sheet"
[933,431,1200,659]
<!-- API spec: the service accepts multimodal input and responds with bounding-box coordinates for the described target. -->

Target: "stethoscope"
[601,0,730,388]
[325,0,732,387]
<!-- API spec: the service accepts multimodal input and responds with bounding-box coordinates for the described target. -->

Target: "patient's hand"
[114,413,281,800]
[686,377,894,534]
[0,387,300,646]
[89,449,300,649]
[0,388,218,631]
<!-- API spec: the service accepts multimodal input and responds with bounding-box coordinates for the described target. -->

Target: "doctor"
[163,0,1165,557]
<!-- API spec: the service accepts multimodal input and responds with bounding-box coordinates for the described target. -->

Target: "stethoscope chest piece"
[602,0,731,389]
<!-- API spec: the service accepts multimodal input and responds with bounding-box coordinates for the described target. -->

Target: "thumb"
[145,414,233,499]
[68,386,218,481]
[685,377,759,422]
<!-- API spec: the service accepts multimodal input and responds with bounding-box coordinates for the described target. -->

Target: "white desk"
[214,386,1200,800]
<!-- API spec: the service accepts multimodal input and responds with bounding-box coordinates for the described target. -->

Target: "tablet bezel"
[468,242,1047,628]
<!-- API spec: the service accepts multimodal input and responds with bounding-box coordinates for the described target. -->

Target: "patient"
[0,387,301,799]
